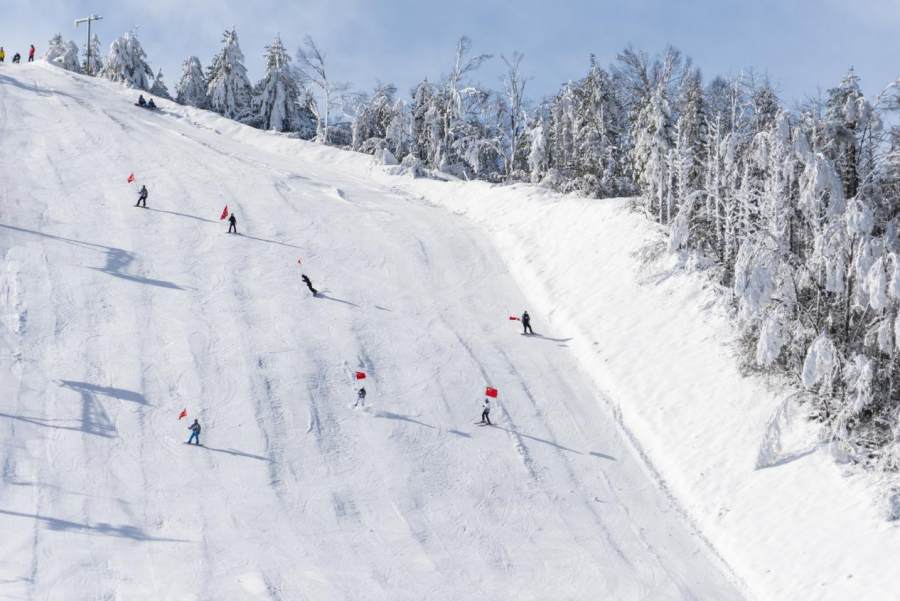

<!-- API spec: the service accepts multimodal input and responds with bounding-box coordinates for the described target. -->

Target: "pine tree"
[633,86,675,222]
[351,83,399,152]
[527,119,549,183]
[206,28,252,120]
[44,34,67,65]
[251,36,306,132]
[673,68,707,205]
[82,33,103,76]
[175,56,208,108]
[150,69,172,100]
[384,99,410,159]
[101,31,154,90]
[824,68,866,199]
[59,41,81,73]
[410,80,437,163]
[46,35,81,73]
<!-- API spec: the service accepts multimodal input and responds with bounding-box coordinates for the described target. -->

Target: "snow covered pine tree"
[207,28,252,120]
[101,30,154,90]
[251,36,307,132]
[175,56,208,108]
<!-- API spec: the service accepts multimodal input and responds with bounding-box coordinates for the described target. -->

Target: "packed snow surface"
[0,63,740,600]
[3,62,899,601]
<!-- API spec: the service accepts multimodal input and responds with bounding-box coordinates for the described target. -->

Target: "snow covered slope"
[0,64,743,600]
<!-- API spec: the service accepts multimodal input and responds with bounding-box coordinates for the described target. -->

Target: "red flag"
[178,408,188,420]
[508,316,520,321]
[127,173,135,183]
[355,371,366,380]
[220,205,229,220]
[485,387,498,398]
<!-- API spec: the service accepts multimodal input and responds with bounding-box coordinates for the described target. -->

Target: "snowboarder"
[0,47,5,63]
[187,419,201,445]
[227,213,237,234]
[521,311,534,335]
[480,398,492,425]
[135,184,148,208]
[147,98,157,110]
[12,53,20,64]
[136,94,147,108]
[301,274,317,295]
[27,45,35,62]
[355,386,366,407]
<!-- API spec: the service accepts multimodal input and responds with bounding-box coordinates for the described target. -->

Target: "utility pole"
[74,14,103,75]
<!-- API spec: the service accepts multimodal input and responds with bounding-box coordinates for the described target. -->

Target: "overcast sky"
[2,0,898,104]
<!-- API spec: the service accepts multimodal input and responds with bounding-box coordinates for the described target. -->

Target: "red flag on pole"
[127,173,135,183]
[355,371,366,380]
[178,408,188,419]
[508,316,520,321]
[485,387,498,398]
[220,205,229,220]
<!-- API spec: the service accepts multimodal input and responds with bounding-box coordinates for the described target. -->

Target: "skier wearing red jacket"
[28,45,35,62]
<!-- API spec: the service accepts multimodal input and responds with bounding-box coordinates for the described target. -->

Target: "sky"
[2,0,898,105]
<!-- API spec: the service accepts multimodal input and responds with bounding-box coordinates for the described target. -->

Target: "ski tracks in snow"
[0,64,744,601]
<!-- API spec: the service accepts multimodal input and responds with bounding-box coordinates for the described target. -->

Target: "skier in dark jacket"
[187,419,201,445]
[28,45,35,62]
[227,213,237,234]
[355,386,366,407]
[136,94,147,107]
[301,274,317,295]
[480,398,492,425]
[135,184,148,207]
[12,53,21,64]
[147,98,157,110]
[521,311,534,335]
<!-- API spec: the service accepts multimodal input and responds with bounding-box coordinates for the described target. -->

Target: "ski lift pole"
[75,14,103,75]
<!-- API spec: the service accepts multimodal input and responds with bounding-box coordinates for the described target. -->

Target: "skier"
[27,45,35,62]
[301,274,317,296]
[12,52,20,64]
[136,94,147,108]
[355,386,366,407]
[480,398,492,425]
[135,184,148,208]
[187,419,201,445]
[227,213,237,234]
[147,98,157,110]
[521,311,534,335]
[0,47,5,63]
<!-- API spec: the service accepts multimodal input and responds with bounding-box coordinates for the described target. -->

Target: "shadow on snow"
[0,509,189,543]
[0,223,185,291]
[191,445,272,462]
[374,410,435,429]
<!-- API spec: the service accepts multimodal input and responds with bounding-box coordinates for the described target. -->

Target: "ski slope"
[0,64,744,600]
